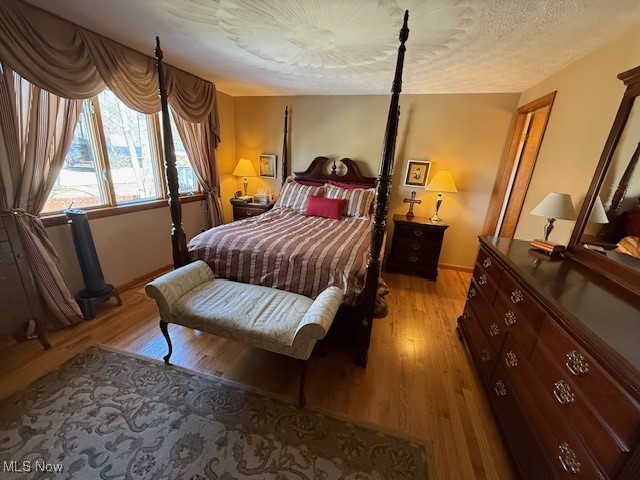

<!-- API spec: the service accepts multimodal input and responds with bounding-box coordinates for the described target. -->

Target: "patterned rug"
[0,347,427,479]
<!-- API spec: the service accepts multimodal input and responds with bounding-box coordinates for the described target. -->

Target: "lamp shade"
[588,196,609,224]
[426,170,457,192]
[232,158,257,177]
[530,192,576,220]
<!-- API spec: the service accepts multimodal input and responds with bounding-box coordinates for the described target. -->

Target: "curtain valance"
[0,0,219,133]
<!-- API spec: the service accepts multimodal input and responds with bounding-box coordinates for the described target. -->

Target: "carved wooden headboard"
[293,156,377,187]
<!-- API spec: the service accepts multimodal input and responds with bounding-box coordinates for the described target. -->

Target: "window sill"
[40,193,206,227]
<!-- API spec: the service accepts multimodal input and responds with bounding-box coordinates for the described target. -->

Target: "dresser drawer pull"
[566,350,589,376]
[553,380,575,405]
[494,380,506,396]
[478,274,487,286]
[483,257,492,269]
[558,443,581,474]
[409,255,418,263]
[503,310,517,326]
[510,289,524,304]
[467,287,477,300]
[412,243,421,251]
[16,253,25,258]
[481,349,491,362]
[489,323,500,337]
[505,351,518,367]
[413,229,423,237]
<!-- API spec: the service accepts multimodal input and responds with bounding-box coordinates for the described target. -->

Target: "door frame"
[483,91,556,237]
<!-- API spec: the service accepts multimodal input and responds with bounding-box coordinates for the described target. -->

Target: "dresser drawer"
[493,291,538,357]
[530,341,628,478]
[0,240,12,255]
[0,251,16,268]
[462,303,497,382]
[500,335,604,479]
[468,279,506,354]
[498,271,546,331]
[0,262,22,292]
[472,262,498,304]
[489,364,557,479]
[539,316,640,449]
[477,247,503,284]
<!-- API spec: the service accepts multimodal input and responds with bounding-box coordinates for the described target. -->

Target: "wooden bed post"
[282,106,289,185]
[354,11,409,367]
[155,37,189,269]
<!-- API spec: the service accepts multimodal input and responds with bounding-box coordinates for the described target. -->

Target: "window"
[168,111,199,194]
[42,90,200,214]
[43,102,107,212]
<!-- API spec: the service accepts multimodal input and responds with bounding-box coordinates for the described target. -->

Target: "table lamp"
[425,170,457,222]
[529,192,576,255]
[588,196,609,224]
[232,158,257,196]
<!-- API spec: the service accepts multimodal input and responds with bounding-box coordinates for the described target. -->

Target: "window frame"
[40,94,203,223]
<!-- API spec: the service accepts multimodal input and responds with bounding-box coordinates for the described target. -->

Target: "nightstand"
[231,200,274,221]
[385,214,448,280]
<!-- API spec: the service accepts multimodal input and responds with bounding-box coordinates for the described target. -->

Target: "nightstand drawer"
[231,201,274,221]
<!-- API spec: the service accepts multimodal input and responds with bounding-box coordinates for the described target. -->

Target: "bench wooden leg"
[159,320,173,364]
[298,360,308,407]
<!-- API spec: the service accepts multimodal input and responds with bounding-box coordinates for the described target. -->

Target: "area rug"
[0,346,427,479]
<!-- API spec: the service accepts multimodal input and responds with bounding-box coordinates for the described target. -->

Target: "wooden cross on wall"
[403,191,422,218]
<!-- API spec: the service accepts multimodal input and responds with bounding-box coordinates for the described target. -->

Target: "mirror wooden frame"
[568,64,640,296]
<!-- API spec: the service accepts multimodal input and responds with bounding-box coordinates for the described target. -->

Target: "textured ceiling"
[24,0,640,96]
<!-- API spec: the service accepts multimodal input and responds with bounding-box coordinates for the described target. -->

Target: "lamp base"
[530,239,566,256]
[430,213,441,223]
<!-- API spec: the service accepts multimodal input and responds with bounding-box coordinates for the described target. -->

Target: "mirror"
[569,65,640,295]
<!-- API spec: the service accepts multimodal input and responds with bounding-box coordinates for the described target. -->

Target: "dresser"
[458,237,640,479]
[385,214,448,280]
[231,201,274,221]
[0,214,50,349]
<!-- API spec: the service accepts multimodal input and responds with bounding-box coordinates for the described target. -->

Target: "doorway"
[484,92,556,238]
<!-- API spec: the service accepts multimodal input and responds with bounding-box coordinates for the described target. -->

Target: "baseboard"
[438,263,473,273]
[117,264,172,293]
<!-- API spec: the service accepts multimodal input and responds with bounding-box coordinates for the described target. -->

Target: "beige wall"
[231,93,519,268]
[45,201,207,293]
[514,28,640,243]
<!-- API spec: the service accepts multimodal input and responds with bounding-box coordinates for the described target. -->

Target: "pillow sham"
[305,196,346,220]
[328,180,377,214]
[325,184,375,218]
[274,178,324,211]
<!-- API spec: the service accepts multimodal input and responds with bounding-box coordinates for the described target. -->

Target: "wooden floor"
[0,269,514,479]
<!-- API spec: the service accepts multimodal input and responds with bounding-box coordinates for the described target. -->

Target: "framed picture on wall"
[403,159,431,187]
[259,154,277,179]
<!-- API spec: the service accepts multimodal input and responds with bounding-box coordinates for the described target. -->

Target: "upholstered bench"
[145,260,343,406]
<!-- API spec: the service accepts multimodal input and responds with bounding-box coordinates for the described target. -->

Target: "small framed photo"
[403,159,431,187]
[258,154,277,179]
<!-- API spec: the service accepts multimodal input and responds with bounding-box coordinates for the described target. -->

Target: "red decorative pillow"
[305,196,346,220]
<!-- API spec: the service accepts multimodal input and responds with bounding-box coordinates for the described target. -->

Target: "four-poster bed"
[154,12,409,365]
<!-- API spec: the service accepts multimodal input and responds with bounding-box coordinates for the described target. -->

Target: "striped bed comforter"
[187,208,388,313]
